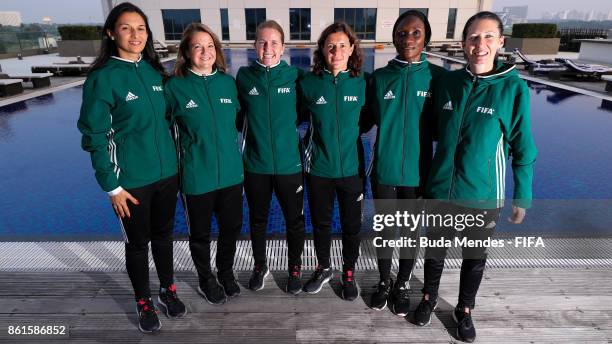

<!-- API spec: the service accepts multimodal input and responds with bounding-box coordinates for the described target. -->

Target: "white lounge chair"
[558,59,612,78]
[512,48,567,74]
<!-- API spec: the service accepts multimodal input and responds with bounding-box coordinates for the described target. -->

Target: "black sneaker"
[453,307,476,343]
[390,279,411,316]
[414,297,437,326]
[303,265,333,294]
[370,278,392,311]
[341,268,359,301]
[136,298,161,333]
[197,276,227,305]
[248,264,270,291]
[220,276,241,297]
[286,265,302,295]
[158,284,187,318]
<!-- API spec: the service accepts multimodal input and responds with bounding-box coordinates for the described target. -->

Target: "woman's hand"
[508,205,526,224]
[110,190,140,218]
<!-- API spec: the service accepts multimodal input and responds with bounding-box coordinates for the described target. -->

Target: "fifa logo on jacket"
[344,96,358,102]
[277,87,291,94]
[152,85,163,92]
[416,90,431,98]
[476,106,495,115]
[220,98,233,104]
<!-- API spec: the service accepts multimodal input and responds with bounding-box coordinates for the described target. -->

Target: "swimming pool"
[1,48,611,241]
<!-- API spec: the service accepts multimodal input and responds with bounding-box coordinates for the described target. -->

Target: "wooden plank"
[0,269,610,342]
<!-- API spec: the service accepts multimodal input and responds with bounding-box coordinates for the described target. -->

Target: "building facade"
[0,11,23,27]
[102,0,491,44]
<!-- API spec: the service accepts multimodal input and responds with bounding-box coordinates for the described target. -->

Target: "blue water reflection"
[1,49,611,240]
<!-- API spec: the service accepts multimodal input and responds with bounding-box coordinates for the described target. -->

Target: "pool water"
[1,48,611,241]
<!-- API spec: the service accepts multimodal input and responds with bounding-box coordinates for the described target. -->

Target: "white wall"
[579,41,612,65]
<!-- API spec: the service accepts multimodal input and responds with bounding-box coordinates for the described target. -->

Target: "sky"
[0,0,611,24]
[0,0,104,24]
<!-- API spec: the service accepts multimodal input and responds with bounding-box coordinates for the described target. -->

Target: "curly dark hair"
[312,22,363,77]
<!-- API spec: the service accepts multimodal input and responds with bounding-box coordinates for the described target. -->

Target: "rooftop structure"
[0,11,22,27]
[102,0,492,44]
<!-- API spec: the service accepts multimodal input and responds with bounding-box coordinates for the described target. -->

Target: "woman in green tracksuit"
[165,23,243,303]
[236,20,306,295]
[77,3,185,334]
[299,22,366,301]
[413,12,537,343]
[365,10,446,316]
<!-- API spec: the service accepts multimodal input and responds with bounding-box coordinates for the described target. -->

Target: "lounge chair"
[31,64,90,76]
[554,59,612,80]
[5,73,53,88]
[602,75,612,92]
[512,48,567,75]
[0,79,24,97]
[154,40,175,55]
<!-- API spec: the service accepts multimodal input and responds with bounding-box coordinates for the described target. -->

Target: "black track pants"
[244,172,305,269]
[120,175,179,300]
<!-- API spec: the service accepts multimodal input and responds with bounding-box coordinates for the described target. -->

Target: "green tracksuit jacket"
[165,69,243,195]
[78,56,178,192]
[426,62,537,209]
[236,60,302,175]
[299,70,366,178]
[366,54,446,188]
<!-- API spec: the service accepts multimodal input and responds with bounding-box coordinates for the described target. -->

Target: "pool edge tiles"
[0,240,611,271]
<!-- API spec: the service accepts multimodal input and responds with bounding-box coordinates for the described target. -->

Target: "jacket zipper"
[202,75,221,187]
[448,75,478,199]
[266,67,277,174]
[334,76,344,176]
[134,61,163,178]
[400,63,410,179]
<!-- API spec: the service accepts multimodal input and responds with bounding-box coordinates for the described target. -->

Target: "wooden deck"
[1,268,611,343]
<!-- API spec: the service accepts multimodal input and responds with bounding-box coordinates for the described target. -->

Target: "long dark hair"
[174,23,226,77]
[88,2,165,75]
[393,10,432,47]
[312,22,363,77]
[462,11,504,43]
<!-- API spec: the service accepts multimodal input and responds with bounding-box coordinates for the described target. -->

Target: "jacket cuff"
[107,186,124,196]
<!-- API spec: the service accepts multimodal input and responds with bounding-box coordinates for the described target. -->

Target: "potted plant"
[505,23,560,55]
[57,25,102,57]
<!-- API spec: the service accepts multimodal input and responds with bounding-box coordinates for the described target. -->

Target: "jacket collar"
[464,60,516,81]
[389,53,428,72]
[189,68,218,77]
[255,59,282,69]
[392,53,426,65]
[111,54,143,64]
[322,68,351,81]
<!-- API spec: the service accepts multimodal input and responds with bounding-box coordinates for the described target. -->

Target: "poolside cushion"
[0,79,24,96]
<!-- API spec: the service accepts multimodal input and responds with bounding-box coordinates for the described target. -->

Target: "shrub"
[511,23,558,38]
[58,25,102,40]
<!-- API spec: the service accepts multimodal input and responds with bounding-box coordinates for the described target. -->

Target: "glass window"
[289,8,311,40]
[220,8,230,41]
[161,9,201,41]
[245,8,266,41]
[365,8,376,40]
[334,8,377,40]
[399,8,429,17]
[446,8,457,39]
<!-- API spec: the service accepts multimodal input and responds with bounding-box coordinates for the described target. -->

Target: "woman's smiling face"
[463,18,504,73]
